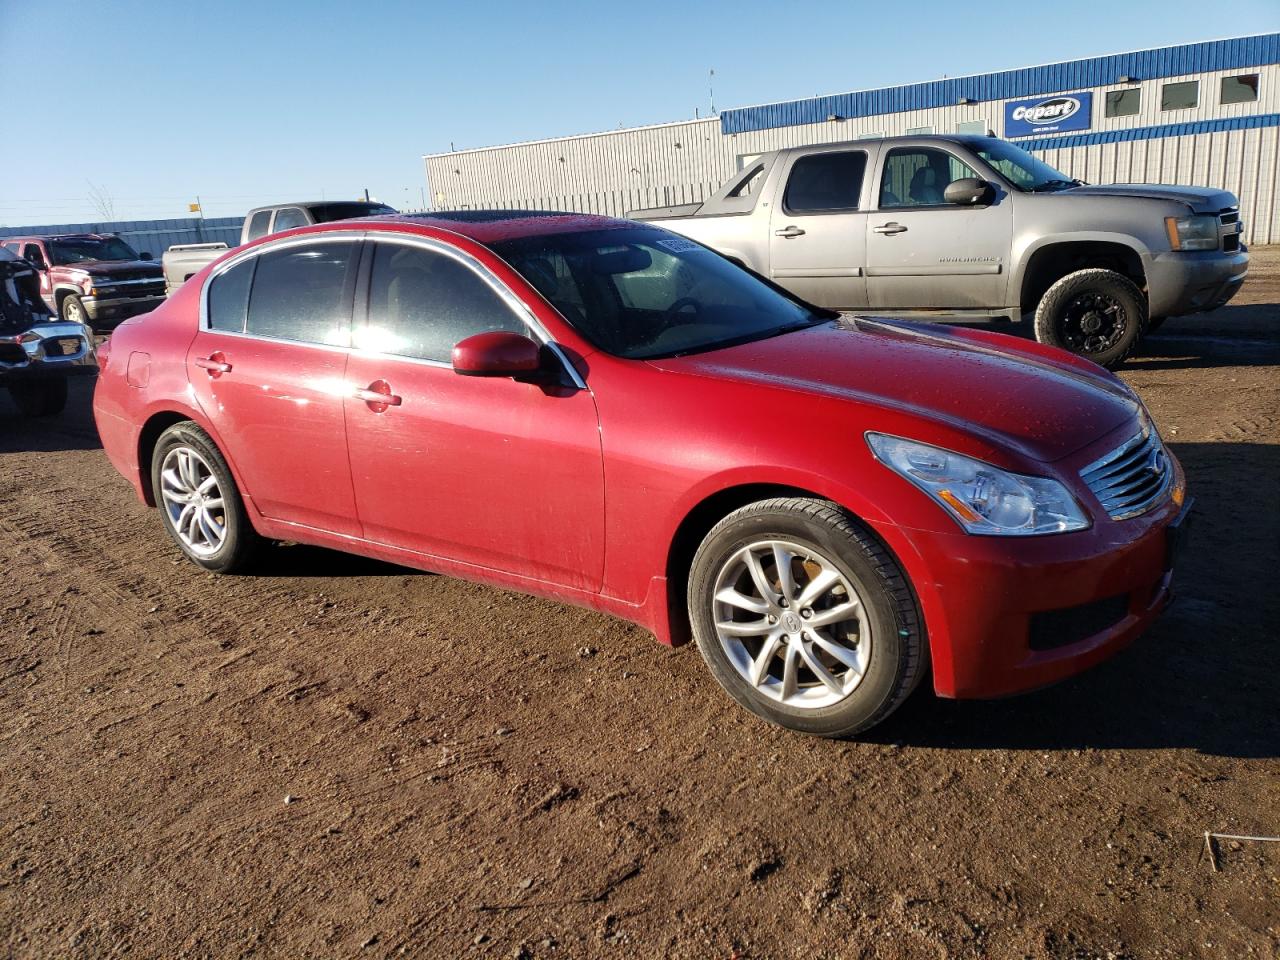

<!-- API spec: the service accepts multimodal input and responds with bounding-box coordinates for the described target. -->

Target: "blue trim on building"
[721,34,1280,135]
[1015,112,1280,151]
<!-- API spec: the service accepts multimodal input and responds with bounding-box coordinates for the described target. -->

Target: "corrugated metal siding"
[1014,111,1280,151]
[721,33,1280,133]
[0,217,243,254]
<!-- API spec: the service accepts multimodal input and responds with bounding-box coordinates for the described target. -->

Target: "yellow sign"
[189,203,201,213]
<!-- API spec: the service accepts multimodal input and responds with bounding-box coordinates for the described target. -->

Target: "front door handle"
[873,222,908,235]
[194,353,232,376]
[353,380,402,411]
[774,226,806,239]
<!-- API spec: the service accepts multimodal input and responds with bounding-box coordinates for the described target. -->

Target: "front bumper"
[83,293,166,325]
[1146,248,1248,318]
[874,447,1188,700]
[0,322,97,380]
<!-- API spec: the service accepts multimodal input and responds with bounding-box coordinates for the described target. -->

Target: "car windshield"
[310,202,397,223]
[47,236,139,264]
[971,139,1081,192]
[490,227,832,359]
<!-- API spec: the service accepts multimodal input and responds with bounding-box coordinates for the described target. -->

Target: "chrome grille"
[1080,427,1172,520]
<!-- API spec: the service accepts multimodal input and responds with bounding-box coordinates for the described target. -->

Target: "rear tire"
[688,497,926,738]
[9,378,68,416]
[151,421,260,573]
[1033,268,1145,369]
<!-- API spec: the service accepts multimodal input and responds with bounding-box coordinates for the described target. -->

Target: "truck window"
[22,244,47,270]
[245,210,272,242]
[783,152,867,213]
[879,148,978,208]
[272,207,309,232]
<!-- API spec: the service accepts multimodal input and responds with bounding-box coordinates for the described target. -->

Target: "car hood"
[645,318,1141,464]
[1061,183,1237,213]
[74,260,163,278]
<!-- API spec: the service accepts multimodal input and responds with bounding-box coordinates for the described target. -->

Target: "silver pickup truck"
[631,134,1248,368]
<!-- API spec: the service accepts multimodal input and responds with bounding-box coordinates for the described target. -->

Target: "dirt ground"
[2,251,1278,960]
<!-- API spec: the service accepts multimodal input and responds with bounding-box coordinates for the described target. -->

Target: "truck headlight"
[866,434,1090,536]
[1165,214,1218,251]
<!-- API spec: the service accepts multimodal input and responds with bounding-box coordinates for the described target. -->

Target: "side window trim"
[198,231,366,352]
[354,234,587,388]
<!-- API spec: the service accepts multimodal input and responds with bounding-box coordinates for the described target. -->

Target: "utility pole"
[709,68,716,116]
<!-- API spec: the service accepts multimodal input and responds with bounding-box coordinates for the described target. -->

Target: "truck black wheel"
[688,497,927,738]
[1033,268,1145,370]
[61,294,90,329]
[9,378,68,416]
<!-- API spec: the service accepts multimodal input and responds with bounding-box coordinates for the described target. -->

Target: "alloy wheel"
[1061,292,1127,355]
[711,539,871,709]
[159,446,227,557]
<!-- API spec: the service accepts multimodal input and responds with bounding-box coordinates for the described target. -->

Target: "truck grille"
[1080,427,1172,520]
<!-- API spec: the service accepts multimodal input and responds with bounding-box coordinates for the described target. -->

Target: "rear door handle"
[873,222,908,235]
[774,226,806,239]
[353,380,402,411]
[194,353,232,375]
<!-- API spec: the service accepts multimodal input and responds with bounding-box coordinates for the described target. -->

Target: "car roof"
[3,233,115,242]
[356,210,636,244]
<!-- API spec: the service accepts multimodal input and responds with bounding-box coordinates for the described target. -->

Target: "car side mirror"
[944,178,996,206]
[452,331,545,381]
[139,251,154,261]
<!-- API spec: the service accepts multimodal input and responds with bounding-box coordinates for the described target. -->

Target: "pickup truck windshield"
[48,236,139,264]
[971,139,1080,192]
[491,227,830,359]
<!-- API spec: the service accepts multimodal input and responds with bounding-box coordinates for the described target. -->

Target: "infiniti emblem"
[783,612,803,634]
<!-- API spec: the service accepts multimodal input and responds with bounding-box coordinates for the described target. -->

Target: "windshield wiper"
[1031,178,1082,193]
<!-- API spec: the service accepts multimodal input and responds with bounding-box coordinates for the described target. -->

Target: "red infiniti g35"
[93,212,1191,737]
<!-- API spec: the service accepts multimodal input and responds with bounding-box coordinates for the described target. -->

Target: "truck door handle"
[194,353,232,376]
[873,222,908,235]
[353,380,402,410]
[774,226,806,238]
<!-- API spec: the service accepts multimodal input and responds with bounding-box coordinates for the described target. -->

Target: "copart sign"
[1004,92,1093,137]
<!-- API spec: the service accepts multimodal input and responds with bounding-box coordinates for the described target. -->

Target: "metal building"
[424,34,1280,244]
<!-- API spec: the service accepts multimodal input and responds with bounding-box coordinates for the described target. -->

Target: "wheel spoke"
[715,618,775,637]
[808,630,864,674]
[780,643,800,700]
[805,600,860,628]
[797,638,844,694]
[202,497,224,512]
[177,450,196,489]
[715,586,771,616]
[772,544,797,603]
[744,550,778,605]
[795,568,840,609]
[748,631,784,687]
[197,475,218,495]
[197,509,223,546]
[176,503,197,540]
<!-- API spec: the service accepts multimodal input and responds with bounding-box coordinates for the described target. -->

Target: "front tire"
[61,294,90,329]
[151,421,260,572]
[688,497,926,738]
[8,378,68,416]
[1033,268,1145,369]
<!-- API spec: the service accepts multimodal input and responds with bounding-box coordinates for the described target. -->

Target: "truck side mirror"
[139,251,154,261]
[944,178,996,206]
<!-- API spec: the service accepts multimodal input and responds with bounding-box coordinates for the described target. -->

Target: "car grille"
[1080,427,1172,520]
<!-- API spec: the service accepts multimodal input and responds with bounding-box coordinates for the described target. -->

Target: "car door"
[343,236,605,591]
[186,235,362,536]
[865,145,1013,309]
[767,147,873,309]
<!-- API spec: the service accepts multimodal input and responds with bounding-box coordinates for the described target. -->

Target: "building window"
[955,120,988,135]
[1105,88,1141,118]
[1161,80,1198,111]
[905,125,933,135]
[1221,74,1259,105]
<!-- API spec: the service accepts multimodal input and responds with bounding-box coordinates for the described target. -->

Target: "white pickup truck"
[631,134,1248,368]
[163,200,396,294]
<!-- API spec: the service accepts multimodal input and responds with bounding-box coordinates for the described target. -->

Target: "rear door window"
[206,259,255,333]
[271,207,309,232]
[245,210,272,241]
[245,241,358,346]
[358,242,529,362]
[783,151,868,213]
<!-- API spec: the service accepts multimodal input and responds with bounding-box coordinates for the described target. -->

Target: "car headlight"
[866,434,1090,536]
[1165,214,1218,251]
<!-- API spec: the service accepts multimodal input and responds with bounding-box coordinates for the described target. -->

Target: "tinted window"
[272,207,308,232]
[784,151,867,213]
[971,138,1075,192]
[491,227,827,360]
[245,210,272,241]
[309,202,397,223]
[1221,74,1259,104]
[22,244,47,269]
[880,148,978,207]
[359,242,528,362]
[206,259,254,333]
[1161,80,1198,111]
[1105,88,1141,117]
[246,241,357,345]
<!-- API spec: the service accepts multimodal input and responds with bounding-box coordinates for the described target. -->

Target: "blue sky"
[1,0,1277,224]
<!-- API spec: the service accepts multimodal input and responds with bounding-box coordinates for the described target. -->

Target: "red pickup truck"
[0,233,166,331]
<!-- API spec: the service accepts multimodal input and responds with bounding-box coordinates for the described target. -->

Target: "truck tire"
[61,294,90,328]
[1033,268,1145,370]
[9,378,68,417]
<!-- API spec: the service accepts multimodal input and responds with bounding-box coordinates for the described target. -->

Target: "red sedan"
[93,212,1190,737]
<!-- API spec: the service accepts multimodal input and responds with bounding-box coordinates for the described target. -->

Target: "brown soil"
[2,252,1278,960]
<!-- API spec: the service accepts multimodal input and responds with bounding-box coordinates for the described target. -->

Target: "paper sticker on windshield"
[656,237,699,253]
